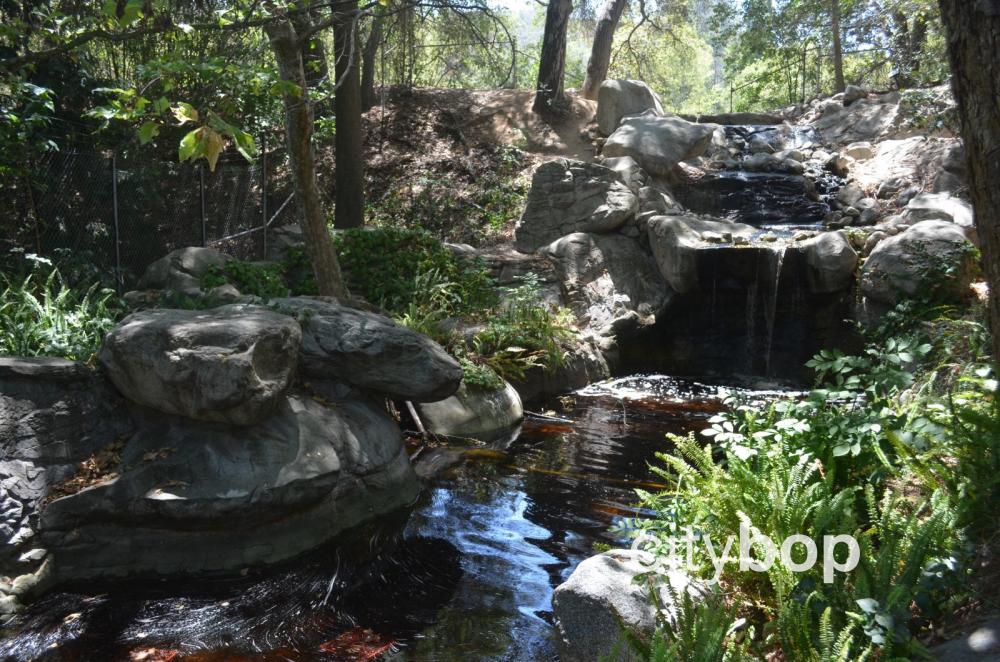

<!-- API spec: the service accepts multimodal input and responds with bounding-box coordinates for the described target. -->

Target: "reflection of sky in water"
[405,487,562,660]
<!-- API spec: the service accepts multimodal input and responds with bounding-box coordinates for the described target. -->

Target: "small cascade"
[762,245,787,376]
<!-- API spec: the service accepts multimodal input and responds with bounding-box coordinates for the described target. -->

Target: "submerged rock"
[415,380,523,442]
[596,79,664,136]
[271,297,462,402]
[602,114,716,176]
[514,159,638,252]
[98,305,301,425]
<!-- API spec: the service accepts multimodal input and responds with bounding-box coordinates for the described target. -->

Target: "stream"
[0,375,798,662]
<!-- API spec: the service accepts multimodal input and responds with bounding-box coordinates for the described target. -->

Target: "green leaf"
[178,128,201,162]
[137,120,160,144]
[153,97,171,114]
[172,102,199,125]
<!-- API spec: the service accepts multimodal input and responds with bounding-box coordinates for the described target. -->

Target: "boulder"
[798,232,858,293]
[271,297,462,402]
[542,232,672,334]
[415,380,523,442]
[553,550,704,662]
[265,223,305,262]
[596,80,663,136]
[137,247,232,294]
[646,215,756,293]
[861,220,975,306]
[511,338,610,402]
[601,155,648,193]
[901,192,976,241]
[602,114,716,177]
[514,159,639,252]
[826,153,852,177]
[98,305,300,425]
[844,141,874,160]
[837,182,865,207]
[38,393,420,584]
[843,84,867,106]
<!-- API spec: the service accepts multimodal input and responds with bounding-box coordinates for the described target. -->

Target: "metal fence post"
[261,133,268,259]
[199,163,207,247]
[112,152,122,293]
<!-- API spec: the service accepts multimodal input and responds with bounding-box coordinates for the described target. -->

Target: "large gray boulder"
[798,232,858,294]
[646,215,756,293]
[38,392,420,585]
[900,192,976,241]
[542,232,672,335]
[602,114,716,177]
[415,379,523,442]
[271,297,462,402]
[553,550,704,662]
[861,220,975,306]
[514,159,638,253]
[137,247,232,294]
[98,305,301,425]
[596,79,664,136]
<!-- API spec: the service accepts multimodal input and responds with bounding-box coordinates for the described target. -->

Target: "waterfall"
[763,245,787,376]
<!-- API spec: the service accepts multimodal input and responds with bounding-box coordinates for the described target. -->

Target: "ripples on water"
[0,375,797,661]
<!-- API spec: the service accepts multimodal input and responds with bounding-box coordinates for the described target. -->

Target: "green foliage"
[629,303,993,660]
[459,358,505,391]
[333,227,496,313]
[468,274,575,381]
[0,267,122,361]
[202,259,289,299]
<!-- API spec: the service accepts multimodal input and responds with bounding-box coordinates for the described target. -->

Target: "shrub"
[0,268,122,361]
[332,227,495,313]
[202,260,289,299]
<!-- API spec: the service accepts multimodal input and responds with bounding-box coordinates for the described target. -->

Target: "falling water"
[763,245,787,376]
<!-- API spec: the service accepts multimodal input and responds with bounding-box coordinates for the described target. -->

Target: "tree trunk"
[581,0,627,100]
[265,19,349,298]
[938,0,1000,367]
[332,0,365,229]
[830,0,845,92]
[533,0,573,115]
[361,14,383,111]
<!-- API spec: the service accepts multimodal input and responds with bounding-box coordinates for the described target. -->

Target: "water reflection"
[0,376,795,661]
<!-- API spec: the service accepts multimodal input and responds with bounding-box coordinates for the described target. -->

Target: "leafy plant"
[0,268,122,361]
[201,259,289,299]
[332,227,495,313]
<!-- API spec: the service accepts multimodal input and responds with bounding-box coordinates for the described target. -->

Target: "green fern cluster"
[629,304,992,660]
[0,269,122,361]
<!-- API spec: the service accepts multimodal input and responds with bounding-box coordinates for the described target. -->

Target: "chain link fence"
[2,144,297,291]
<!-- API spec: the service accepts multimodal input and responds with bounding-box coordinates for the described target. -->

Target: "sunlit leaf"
[172,102,198,125]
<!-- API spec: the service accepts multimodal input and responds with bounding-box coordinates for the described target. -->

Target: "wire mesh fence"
[2,145,297,291]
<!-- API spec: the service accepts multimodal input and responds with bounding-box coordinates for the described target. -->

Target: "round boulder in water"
[415,379,524,442]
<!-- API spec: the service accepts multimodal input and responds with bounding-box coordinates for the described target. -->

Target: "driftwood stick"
[405,400,428,440]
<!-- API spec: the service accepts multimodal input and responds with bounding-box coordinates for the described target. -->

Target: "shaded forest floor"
[317,88,597,246]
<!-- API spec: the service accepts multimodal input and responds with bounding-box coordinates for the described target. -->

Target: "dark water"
[0,376,788,662]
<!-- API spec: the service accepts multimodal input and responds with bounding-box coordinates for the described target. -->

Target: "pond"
[0,375,797,661]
